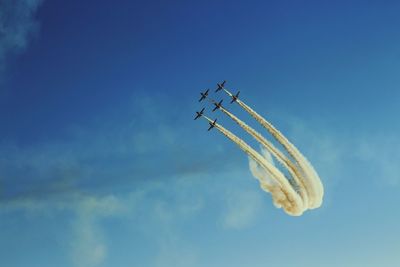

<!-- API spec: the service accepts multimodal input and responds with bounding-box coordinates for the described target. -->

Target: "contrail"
[196,83,323,215]
[222,87,324,209]
[207,98,310,207]
[202,115,305,216]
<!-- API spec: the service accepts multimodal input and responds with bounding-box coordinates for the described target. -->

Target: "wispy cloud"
[220,188,264,229]
[0,177,206,267]
[0,190,124,266]
[355,134,400,186]
[0,95,237,204]
[3,91,399,266]
[0,0,43,74]
[70,195,123,267]
[0,91,241,266]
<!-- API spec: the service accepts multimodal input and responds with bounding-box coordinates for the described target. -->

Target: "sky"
[1,0,400,266]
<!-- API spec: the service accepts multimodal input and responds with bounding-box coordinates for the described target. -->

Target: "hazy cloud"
[70,195,123,267]
[355,135,400,186]
[0,0,43,73]
[3,90,399,266]
[221,188,264,229]
[0,175,206,267]
[0,192,123,267]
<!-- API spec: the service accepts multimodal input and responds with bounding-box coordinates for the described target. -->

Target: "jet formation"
[193,80,324,216]
[195,80,240,130]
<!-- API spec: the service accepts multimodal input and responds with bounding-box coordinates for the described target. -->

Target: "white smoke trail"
[222,88,324,210]
[214,103,310,206]
[202,116,305,216]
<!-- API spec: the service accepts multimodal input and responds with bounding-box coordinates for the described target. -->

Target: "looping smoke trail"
[221,88,324,211]
[214,102,310,207]
[203,115,305,216]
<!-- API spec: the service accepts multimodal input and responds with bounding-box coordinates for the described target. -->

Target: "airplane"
[230,91,240,103]
[208,118,217,131]
[215,80,226,92]
[194,107,205,120]
[198,89,209,102]
[212,99,223,112]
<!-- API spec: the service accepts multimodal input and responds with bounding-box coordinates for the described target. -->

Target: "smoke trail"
[223,88,324,209]
[202,116,305,216]
[212,102,310,207]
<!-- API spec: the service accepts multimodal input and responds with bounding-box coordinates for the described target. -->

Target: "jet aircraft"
[208,118,217,131]
[198,89,209,102]
[194,107,205,120]
[230,91,240,103]
[215,80,226,92]
[212,100,223,112]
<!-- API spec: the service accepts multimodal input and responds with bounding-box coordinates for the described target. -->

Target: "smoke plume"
[201,87,324,216]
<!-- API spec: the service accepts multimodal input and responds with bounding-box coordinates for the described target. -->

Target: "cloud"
[0,175,206,267]
[355,134,400,186]
[70,195,123,267]
[0,0,43,73]
[0,91,243,266]
[220,188,264,229]
[0,96,236,205]
[0,192,124,267]
[8,92,400,265]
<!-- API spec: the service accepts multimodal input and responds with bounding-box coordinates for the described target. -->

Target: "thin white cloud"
[355,135,400,186]
[70,195,123,267]
[0,0,43,73]
[221,188,264,229]
[3,89,399,267]
[0,193,124,267]
[0,176,206,267]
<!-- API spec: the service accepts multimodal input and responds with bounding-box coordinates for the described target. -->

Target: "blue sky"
[1,1,400,266]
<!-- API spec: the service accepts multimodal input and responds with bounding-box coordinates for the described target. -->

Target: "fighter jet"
[208,118,217,131]
[215,80,226,92]
[212,99,223,112]
[230,91,240,103]
[198,89,209,102]
[194,107,205,120]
